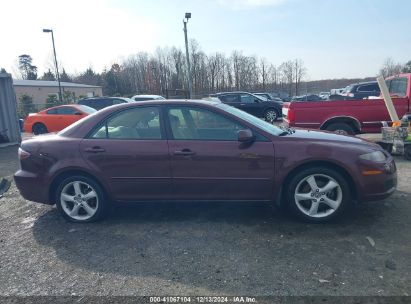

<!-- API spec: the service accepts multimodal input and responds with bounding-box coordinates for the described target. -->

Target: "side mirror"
[238,129,255,143]
[254,99,260,103]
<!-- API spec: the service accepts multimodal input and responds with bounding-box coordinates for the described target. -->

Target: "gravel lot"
[0,143,410,296]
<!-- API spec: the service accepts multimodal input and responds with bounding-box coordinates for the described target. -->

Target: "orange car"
[24,105,96,135]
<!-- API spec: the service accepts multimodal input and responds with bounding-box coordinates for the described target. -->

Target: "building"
[13,80,103,109]
[0,73,21,145]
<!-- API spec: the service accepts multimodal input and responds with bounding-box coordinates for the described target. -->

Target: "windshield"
[252,94,268,101]
[123,98,135,103]
[217,103,283,136]
[77,105,97,114]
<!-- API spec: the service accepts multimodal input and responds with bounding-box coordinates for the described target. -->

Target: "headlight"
[359,151,386,162]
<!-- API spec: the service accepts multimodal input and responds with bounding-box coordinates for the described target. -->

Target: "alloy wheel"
[265,110,277,123]
[60,181,99,221]
[294,174,342,218]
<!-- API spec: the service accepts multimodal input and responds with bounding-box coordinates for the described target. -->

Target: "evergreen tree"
[18,54,38,80]
[40,69,56,81]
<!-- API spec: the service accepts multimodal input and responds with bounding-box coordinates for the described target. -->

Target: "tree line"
[14,39,307,98]
[8,46,411,100]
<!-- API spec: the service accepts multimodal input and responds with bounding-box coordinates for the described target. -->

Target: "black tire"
[405,145,411,161]
[32,123,48,135]
[325,123,355,135]
[285,166,351,223]
[264,109,279,123]
[55,175,109,223]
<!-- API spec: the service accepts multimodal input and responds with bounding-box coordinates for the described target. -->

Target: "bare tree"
[379,58,403,78]
[294,59,306,96]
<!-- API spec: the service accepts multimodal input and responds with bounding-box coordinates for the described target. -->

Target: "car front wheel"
[286,167,351,222]
[55,175,108,223]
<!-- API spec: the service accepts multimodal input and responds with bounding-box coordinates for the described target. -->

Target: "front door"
[238,94,263,117]
[80,106,171,201]
[165,105,275,201]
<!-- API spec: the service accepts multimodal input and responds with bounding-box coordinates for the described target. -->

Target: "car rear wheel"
[325,123,355,135]
[264,109,278,123]
[32,123,48,135]
[286,167,351,223]
[55,175,108,223]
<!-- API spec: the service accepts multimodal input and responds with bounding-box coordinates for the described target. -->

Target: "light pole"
[43,29,63,103]
[183,12,192,99]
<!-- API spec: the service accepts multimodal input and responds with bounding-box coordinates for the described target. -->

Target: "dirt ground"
[0,144,410,296]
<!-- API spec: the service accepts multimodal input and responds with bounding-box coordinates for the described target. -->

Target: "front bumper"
[14,170,51,204]
[358,158,397,202]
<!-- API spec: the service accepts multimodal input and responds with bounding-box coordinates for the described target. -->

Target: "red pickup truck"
[282,74,411,134]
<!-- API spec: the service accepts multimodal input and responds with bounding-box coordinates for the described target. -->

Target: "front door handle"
[173,149,195,156]
[84,146,106,153]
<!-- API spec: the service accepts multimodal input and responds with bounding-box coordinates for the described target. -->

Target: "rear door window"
[388,77,408,97]
[91,107,162,140]
[220,95,240,103]
[46,108,58,114]
[56,107,77,115]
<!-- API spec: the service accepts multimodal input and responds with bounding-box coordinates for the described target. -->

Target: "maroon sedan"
[14,100,397,223]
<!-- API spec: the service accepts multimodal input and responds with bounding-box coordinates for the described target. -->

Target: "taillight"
[288,108,295,123]
[18,148,31,160]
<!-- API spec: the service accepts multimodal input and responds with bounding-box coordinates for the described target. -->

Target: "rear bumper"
[14,170,51,204]
[282,118,290,126]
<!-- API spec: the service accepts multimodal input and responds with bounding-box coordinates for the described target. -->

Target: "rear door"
[165,105,275,201]
[219,94,241,109]
[80,106,171,201]
[55,106,82,130]
[42,108,61,132]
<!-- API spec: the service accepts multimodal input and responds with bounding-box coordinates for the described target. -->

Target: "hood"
[286,129,379,147]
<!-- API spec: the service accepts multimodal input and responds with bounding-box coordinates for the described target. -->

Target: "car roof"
[80,96,128,100]
[42,104,78,111]
[351,81,378,86]
[132,94,164,98]
[212,91,252,95]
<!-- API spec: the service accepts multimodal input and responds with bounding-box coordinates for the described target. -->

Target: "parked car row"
[23,95,166,135]
[295,81,382,103]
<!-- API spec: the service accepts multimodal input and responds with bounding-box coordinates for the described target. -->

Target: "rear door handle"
[173,149,195,156]
[84,146,106,153]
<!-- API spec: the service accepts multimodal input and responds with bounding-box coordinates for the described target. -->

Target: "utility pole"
[183,12,192,99]
[43,29,63,103]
